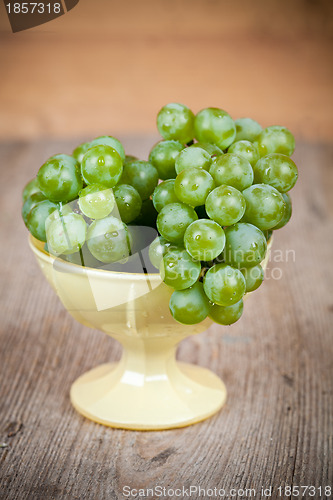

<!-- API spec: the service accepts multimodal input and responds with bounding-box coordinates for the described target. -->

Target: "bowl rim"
[29,234,273,281]
[29,235,162,280]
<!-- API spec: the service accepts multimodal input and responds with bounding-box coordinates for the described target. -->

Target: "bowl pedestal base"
[70,339,227,430]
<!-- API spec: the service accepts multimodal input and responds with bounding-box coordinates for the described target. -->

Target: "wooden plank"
[0,139,332,499]
[0,0,332,141]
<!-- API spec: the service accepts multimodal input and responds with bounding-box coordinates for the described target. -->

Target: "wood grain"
[0,0,332,142]
[0,138,332,499]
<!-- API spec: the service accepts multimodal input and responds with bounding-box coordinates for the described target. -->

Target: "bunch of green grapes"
[22,138,158,267]
[22,103,298,327]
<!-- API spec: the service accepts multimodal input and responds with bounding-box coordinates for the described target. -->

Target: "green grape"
[157,202,198,243]
[209,154,253,191]
[194,107,236,150]
[87,216,131,263]
[242,184,285,230]
[203,263,246,306]
[209,299,244,325]
[152,179,179,213]
[22,178,40,203]
[169,282,210,325]
[254,126,295,157]
[81,145,123,188]
[37,155,83,203]
[113,184,142,223]
[148,236,173,269]
[240,264,264,292]
[120,160,158,200]
[175,146,212,174]
[205,185,246,226]
[45,204,73,231]
[89,135,126,161]
[273,193,292,229]
[157,103,195,144]
[160,247,201,290]
[234,118,262,142]
[132,198,158,228]
[253,153,298,193]
[124,155,138,165]
[46,212,87,255]
[223,222,267,268]
[22,192,46,225]
[184,219,225,261]
[228,140,259,167]
[72,142,91,163]
[174,167,215,207]
[26,200,58,242]
[78,184,115,220]
[149,140,184,180]
[49,154,76,162]
[191,142,223,157]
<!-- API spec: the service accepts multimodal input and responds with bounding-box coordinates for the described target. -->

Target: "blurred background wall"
[0,0,332,142]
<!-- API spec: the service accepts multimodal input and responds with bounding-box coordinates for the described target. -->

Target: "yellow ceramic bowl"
[29,235,227,430]
[30,235,272,430]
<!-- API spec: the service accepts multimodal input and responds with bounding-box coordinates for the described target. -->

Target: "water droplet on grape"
[98,156,105,166]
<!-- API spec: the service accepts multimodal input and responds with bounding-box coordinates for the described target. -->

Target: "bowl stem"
[70,334,227,430]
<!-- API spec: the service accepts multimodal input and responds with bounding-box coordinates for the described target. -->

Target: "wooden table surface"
[0,138,332,500]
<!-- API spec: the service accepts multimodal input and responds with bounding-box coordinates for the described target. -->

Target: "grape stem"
[59,201,85,266]
[199,266,209,281]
